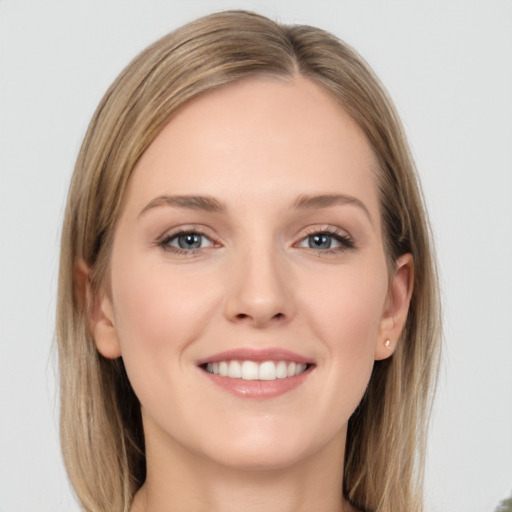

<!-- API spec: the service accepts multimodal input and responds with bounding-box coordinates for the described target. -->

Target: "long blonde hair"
[57,10,441,512]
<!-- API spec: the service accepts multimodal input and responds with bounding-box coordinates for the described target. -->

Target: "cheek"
[304,260,387,347]
[301,260,388,399]
[108,255,225,428]
[109,253,219,370]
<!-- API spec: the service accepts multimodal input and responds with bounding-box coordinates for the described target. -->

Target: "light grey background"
[1,1,511,511]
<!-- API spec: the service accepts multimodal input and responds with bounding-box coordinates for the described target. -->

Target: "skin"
[87,75,413,512]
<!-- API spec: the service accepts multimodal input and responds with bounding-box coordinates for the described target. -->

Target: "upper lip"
[196,348,313,366]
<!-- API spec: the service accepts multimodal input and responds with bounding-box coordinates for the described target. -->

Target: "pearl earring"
[384,339,392,350]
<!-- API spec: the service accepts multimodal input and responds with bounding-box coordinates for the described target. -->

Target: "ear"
[375,253,414,360]
[75,260,122,359]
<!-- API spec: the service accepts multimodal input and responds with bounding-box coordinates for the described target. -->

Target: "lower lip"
[201,368,312,399]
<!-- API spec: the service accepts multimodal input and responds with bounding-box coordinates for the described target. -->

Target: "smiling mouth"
[200,360,311,381]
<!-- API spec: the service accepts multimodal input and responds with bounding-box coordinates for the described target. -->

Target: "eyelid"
[155,225,222,255]
[294,225,356,252]
[154,223,355,256]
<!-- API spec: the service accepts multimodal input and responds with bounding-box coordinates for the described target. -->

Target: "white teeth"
[276,361,288,378]
[241,361,259,380]
[219,361,228,377]
[295,363,307,375]
[258,361,276,381]
[227,360,242,378]
[204,360,309,380]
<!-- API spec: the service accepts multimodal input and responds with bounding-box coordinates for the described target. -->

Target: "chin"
[196,422,344,473]
[205,444,310,472]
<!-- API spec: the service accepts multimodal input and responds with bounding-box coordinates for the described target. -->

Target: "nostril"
[234,312,285,322]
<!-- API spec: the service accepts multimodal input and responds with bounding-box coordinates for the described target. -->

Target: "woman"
[57,10,441,512]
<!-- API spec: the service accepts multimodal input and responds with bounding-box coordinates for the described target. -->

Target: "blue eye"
[308,233,334,249]
[299,231,354,251]
[160,231,214,253]
[174,233,204,249]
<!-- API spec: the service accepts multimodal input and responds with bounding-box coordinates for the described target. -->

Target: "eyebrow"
[139,195,226,217]
[138,192,372,222]
[292,193,372,223]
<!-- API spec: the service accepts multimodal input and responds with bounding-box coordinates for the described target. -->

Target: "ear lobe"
[75,260,122,359]
[375,253,414,361]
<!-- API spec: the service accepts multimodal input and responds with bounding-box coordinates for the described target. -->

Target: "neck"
[131,426,354,512]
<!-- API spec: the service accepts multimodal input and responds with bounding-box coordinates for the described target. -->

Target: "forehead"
[125,75,380,218]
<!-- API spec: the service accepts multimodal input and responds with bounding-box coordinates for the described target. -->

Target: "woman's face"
[92,76,411,471]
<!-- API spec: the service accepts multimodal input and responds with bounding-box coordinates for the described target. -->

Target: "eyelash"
[157,229,216,256]
[298,226,355,254]
[156,226,355,256]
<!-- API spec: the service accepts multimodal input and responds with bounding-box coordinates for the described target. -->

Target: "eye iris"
[178,233,202,249]
[309,234,331,249]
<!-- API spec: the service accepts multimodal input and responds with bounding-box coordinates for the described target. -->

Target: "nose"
[223,244,294,328]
